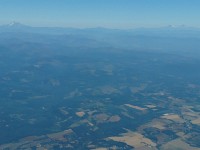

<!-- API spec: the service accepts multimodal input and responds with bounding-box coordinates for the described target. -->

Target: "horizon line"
[0,22,200,30]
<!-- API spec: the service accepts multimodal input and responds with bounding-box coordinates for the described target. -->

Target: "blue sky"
[0,0,200,28]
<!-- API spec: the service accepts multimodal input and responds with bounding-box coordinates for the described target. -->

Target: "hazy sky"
[0,0,200,28]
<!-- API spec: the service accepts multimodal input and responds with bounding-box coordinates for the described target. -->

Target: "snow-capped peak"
[8,22,24,27]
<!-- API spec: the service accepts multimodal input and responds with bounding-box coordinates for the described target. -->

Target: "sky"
[0,0,200,28]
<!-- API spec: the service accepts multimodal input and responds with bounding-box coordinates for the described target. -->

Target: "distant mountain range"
[1,22,200,38]
[0,22,200,57]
